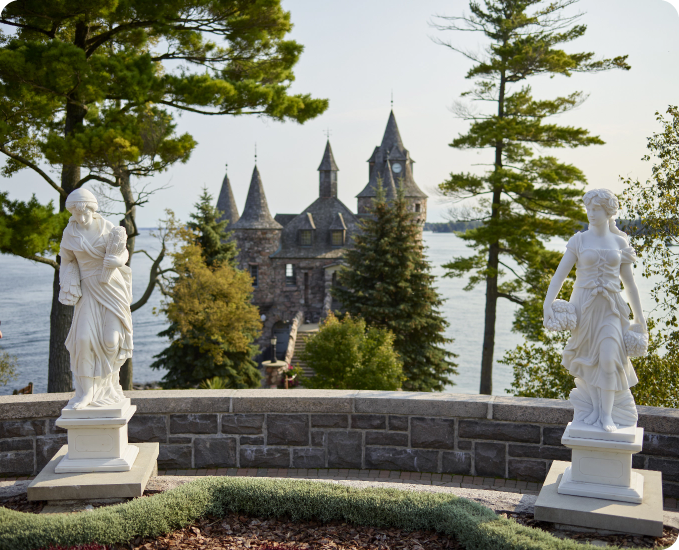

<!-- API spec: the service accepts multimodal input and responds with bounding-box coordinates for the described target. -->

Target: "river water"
[0,230,656,396]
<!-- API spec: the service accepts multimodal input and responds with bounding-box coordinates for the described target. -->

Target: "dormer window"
[331,230,345,247]
[300,230,313,246]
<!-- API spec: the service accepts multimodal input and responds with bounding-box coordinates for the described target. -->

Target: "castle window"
[285,264,296,286]
[415,203,421,213]
[331,230,344,247]
[249,265,258,287]
[300,230,313,247]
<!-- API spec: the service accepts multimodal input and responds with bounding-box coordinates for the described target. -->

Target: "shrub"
[0,348,18,387]
[299,313,403,391]
[0,477,624,550]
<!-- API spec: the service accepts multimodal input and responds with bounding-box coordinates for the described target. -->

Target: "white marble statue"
[543,188,648,433]
[58,189,133,410]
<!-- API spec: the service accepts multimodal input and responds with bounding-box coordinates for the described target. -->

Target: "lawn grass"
[0,476,628,550]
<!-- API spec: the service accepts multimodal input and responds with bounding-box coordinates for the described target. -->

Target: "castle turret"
[357,110,427,223]
[318,140,339,198]
[216,171,239,229]
[233,166,282,306]
[233,166,282,230]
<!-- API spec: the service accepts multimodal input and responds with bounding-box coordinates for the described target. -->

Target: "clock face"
[392,162,402,174]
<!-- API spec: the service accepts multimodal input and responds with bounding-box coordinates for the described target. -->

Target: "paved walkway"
[3,468,678,511]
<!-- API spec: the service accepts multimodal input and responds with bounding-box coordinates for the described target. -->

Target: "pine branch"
[0,146,66,198]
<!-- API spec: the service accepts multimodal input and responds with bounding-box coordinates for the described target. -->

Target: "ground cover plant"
[0,476,669,550]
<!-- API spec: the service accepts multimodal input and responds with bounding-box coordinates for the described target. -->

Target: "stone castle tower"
[216,110,427,358]
[357,110,427,224]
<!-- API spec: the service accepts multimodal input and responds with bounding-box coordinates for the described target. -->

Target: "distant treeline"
[424,221,484,233]
[425,219,652,235]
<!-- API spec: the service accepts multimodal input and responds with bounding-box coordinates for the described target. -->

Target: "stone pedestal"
[54,398,138,473]
[535,460,664,537]
[557,422,644,503]
[262,360,288,388]
[28,442,158,501]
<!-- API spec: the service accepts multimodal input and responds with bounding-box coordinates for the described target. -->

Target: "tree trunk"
[479,69,506,395]
[47,21,89,393]
[47,267,74,393]
[119,171,137,390]
[479,239,500,395]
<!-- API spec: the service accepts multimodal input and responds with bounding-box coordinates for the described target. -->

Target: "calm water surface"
[0,230,656,396]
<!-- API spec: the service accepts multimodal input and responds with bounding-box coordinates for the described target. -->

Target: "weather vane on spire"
[254,143,257,164]
[325,127,331,140]
[391,90,394,109]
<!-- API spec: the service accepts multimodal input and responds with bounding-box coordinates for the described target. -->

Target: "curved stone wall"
[1,390,678,497]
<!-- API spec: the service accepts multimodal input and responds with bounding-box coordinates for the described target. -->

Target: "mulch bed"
[2,489,678,549]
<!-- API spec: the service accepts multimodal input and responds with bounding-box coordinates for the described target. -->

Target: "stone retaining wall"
[2,390,678,498]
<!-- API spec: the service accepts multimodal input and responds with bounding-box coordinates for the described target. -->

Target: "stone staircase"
[290,324,318,380]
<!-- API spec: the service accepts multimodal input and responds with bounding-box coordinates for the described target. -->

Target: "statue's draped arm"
[543,249,577,327]
[58,247,82,306]
[620,262,646,331]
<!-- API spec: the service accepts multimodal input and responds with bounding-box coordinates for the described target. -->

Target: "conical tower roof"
[216,172,239,228]
[318,140,339,171]
[380,110,404,153]
[357,110,427,199]
[382,160,397,200]
[232,166,282,230]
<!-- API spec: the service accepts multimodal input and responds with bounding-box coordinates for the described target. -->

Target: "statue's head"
[583,188,619,219]
[66,189,98,227]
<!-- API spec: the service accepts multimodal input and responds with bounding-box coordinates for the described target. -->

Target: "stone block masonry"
[2,390,679,499]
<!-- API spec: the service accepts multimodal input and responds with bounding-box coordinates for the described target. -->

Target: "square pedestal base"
[27,442,159,501]
[535,460,664,537]
[55,443,139,473]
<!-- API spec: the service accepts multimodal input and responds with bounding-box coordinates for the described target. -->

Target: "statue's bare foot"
[71,389,94,409]
[601,415,617,432]
[583,410,599,425]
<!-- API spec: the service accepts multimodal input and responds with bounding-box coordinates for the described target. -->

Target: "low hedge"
[0,477,626,550]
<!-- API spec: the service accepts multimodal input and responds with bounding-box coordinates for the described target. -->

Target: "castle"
[215,110,428,357]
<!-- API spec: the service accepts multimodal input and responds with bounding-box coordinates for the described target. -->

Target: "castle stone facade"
[216,111,427,358]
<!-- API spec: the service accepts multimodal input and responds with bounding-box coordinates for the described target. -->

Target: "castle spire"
[232,166,282,230]
[380,110,404,154]
[216,171,239,229]
[318,140,339,198]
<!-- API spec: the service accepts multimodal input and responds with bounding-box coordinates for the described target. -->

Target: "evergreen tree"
[0,0,328,392]
[433,0,630,394]
[187,188,238,267]
[333,184,458,392]
[151,195,261,389]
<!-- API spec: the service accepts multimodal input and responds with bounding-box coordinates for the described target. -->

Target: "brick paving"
[2,468,678,511]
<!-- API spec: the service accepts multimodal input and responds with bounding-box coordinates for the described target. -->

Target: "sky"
[1,0,679,226]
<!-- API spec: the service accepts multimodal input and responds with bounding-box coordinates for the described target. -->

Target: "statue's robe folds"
[60,215,133,406]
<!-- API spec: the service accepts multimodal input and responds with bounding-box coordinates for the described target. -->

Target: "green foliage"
[0,0,328,180]
[0,476,626,550]
[434,0,629,393]
[503,332,574,400]
[332,185,458,392]
[0,192,69,265]
[0,348,18,387]
[199,377,230,390]
[187,188,238,267]
[621,106,679,347]
[151,199,261,389]
[299,313,404,391]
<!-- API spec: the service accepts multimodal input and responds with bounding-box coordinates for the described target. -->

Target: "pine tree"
[151,194,261,389]
[433,0,630,394]
[333,184,458,392]
[187,188,238,267]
